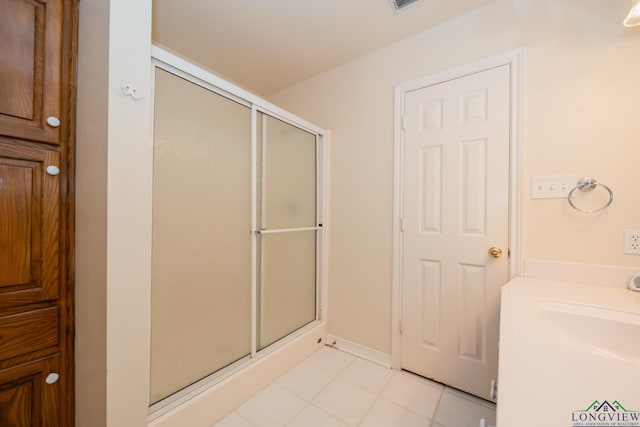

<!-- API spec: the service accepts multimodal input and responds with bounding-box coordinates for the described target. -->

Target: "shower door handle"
[255,226,321,235]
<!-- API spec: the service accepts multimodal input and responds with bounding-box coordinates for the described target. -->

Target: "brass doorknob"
[488,247,503,258]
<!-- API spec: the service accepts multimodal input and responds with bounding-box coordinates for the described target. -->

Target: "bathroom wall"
[76,0,153,425]
[76,3,328,424]
[76,0,109,423]
[268,0,640,355]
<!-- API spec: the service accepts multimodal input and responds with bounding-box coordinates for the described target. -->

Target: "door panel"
[401,65,510,400]
[0,307,58,364]
[0,0,63,144]
[0,140,60,308]
[258,114,317,230]
[0,163,32,286]
[256,113,318,350]
[0,356,60,426]
[150,69,252,404]
[257,230,316,350]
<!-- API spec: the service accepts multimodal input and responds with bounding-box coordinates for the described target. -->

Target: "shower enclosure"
[148,50,325,409]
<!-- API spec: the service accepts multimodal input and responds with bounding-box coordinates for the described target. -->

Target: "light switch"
[531,175,575,199]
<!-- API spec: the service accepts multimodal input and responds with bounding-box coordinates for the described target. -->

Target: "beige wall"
[76,0,153,425]
[268,0,640,355]
[76,0,109,424]
[74,0,640,422]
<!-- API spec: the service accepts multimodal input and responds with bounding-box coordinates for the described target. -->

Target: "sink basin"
[496,277,640,427]
[541,300,640,365]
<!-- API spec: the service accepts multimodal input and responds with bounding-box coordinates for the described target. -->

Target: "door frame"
[391,49,524,370]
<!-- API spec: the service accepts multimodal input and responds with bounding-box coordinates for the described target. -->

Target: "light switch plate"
[531,175,575,199]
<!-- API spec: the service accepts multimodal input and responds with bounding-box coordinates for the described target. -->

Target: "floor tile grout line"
[215,346,495,427]
[336,359,394,396]
[234,409,256,427]
[306,354,356,402]
[387,369,446,420]
[304,348,357,378]
[282,391,316,427]
[352,367,398,426]
[285,350,360,426]
[311,349,444,426]
[429,386,446,427]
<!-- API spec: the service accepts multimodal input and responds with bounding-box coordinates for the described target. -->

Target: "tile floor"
[213,346,496,427]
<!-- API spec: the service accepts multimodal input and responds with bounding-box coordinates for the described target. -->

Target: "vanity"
[496,277,640,427]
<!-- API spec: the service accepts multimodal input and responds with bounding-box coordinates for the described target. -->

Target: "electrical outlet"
[624,229,640,255]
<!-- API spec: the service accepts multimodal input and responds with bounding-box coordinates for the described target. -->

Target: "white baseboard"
[326,335,391,368]
[524,259,639,289]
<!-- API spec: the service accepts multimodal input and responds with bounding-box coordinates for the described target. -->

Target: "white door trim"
[391,49,524,370]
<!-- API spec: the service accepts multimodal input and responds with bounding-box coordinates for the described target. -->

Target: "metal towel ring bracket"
[567,177,613,213]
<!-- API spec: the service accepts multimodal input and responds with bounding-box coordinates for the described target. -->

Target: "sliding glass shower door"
[150,69,253,404]
[256,113,318,350]
[150,67,322,407]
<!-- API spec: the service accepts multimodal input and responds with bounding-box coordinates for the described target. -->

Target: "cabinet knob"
[46,116,61,128]
[46,165,60,176]
[45,373,59,384]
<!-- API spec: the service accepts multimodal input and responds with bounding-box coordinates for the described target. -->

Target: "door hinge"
[399,319,404,335]
[402,116,408,130]
[490,379,498,400]
[400,217,405,232]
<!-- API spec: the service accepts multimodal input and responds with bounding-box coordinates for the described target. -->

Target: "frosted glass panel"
[257,112,318,350]
[258,114,316,230]
[258,230,317,350]
[150,69,252,404]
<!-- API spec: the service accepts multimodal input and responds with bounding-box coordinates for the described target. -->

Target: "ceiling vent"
[389,0,422,12]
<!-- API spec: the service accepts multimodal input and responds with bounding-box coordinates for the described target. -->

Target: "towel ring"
[567,177,613,213]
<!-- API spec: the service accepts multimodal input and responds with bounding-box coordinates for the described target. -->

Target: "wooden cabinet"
[0,0,77,425]
[0,0,64,145]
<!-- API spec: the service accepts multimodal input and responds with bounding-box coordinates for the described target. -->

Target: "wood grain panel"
[0,0,62,144]
[0,308,58,362]
[0,356,60,426]
[0,156,42,294]
[0,0,36,121]
[0,141,59,307]
[0,382,32,427]
[0,165,32,286]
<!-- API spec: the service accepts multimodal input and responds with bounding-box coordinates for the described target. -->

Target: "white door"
[401,65,510,401]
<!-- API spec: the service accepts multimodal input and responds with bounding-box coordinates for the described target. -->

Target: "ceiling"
[152,0,497,96]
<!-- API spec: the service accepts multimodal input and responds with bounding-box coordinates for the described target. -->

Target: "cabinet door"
[0,356,60,427]
[0,0,63,145]
[0,140,60,308]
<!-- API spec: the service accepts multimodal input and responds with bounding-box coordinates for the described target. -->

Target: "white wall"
[268,0,640,355]
[76,0,153,425]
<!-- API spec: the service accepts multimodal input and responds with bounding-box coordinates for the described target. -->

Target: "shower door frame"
[149,46,328,418]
